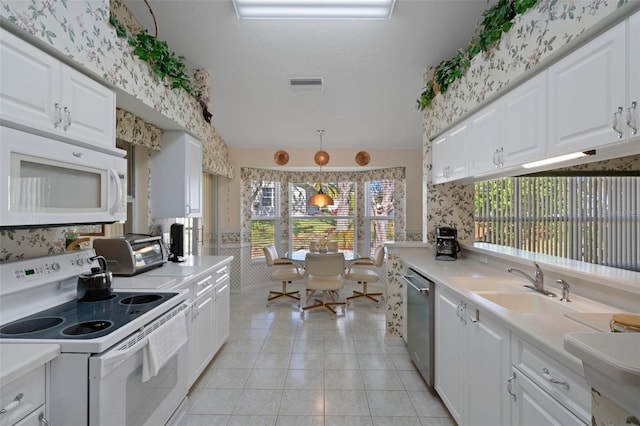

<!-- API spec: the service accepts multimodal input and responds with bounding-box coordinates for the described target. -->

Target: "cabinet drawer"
[13,405,45,426]
[214,265,229,283]
[0,366,45,426]
[512,338,590,423]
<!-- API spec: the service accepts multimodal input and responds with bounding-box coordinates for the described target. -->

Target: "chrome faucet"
[556,279,571,302]
[507,262,556,297]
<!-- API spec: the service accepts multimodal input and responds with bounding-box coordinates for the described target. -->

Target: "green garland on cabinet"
[416,0,538,111]
[109,15,194,95]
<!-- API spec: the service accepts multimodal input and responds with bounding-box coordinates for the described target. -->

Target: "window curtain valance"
[116,108,163,151]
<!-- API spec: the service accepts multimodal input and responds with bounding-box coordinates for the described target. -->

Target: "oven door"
[88,303,189,426]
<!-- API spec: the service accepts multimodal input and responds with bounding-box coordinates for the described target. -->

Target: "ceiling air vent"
[289,77,324,89]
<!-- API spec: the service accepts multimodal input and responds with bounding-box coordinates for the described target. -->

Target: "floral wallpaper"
[0,0,233,178]
[423,0,636,246]
[385,253,405,336]
[591,388,639,426]
[1,227,71,262]
[115,108,162,150]
[236,167,406,291]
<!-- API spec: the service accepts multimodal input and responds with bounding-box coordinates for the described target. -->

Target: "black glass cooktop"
[0,291,178,340]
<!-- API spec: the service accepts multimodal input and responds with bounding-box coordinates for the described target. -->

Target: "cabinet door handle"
[611,106,623,138]
[0,392,23,414]
[63,107,72,131]
[542,368,570,389]
[498,147,504,167]
[492,148,499,167]
[54,102,63,128]
[506,373,517,401]
[626,101,637,135]
[39,412,50,426]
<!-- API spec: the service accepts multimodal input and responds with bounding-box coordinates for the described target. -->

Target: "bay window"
[250,180,280,260]
[289,182,356,251]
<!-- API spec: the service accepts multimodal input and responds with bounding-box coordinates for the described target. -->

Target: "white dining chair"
[345,245,385,305]
[264,245,303,307]
[302,252,346,318]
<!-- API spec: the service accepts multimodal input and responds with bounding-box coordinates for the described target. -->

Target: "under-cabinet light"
[521,150,596,169]
[232,0,396,19]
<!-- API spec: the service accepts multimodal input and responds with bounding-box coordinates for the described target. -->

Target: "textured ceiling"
[123,0,490,150]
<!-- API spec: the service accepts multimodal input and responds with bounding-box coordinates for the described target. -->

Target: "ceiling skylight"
[232,0,396,20]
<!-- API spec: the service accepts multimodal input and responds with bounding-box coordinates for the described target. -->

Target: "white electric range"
[0,250,189,426]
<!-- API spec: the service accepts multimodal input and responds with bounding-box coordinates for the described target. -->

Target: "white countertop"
[564,332,640,417]
[113,255,233,290]
[0,343,60,384]
[393,247,629,376]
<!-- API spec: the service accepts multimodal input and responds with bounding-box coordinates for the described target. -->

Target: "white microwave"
[0,126,126,227]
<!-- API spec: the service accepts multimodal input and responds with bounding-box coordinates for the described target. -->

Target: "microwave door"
[1,126,127,227]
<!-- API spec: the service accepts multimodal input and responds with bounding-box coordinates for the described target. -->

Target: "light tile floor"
[187,282,455,426]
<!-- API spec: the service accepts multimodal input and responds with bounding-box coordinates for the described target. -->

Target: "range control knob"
[76,257,84,266]
[51,262,61,271]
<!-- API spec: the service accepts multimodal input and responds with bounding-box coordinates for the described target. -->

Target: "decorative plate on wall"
[355,151,370,166]
[274,150,289,165]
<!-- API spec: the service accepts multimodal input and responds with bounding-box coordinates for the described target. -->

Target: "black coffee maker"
[169,223,185,262]
[435,226,461,261]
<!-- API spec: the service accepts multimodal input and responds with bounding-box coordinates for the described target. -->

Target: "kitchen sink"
[447,277,523,292]
[475,291,580,315]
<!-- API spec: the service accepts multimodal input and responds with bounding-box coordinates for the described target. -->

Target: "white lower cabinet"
[510,337,590,425]
[0,365,48,426]
[509,369,586,426]
[434,286,510,426]
[12,406,47,426]
[188,274,216,387]
[213,265,230,355]
[184,261,231,388]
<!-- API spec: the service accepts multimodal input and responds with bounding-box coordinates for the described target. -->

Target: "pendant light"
[309,129,334,208]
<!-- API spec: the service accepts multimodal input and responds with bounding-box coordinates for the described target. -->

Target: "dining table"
[284,249,361,263]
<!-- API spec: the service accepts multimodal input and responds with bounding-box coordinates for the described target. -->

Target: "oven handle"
[91,302,190,376]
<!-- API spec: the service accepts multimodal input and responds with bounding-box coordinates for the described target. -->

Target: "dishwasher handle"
[402,274,431,295]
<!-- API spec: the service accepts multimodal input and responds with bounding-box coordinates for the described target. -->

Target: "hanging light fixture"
[309,129,334,208]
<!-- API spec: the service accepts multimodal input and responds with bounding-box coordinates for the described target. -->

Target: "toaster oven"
[93,234,167,276]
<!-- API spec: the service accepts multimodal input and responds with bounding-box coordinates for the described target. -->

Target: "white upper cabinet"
[468,104,501,176]
[0,29,59,130]
[432,122,469,184]
[0,28,115,152]
[501,73,547,167]
[463,72,548,178]
[547,20,627,155]
[150,131,202,219]
[60,65,115,150]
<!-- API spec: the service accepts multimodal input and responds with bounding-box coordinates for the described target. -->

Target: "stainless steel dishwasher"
[403,268,435,388]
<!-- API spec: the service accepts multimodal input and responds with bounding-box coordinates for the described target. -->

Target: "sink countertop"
[113,255,233,291]
[0,343,60,384]
[392,246,629,377]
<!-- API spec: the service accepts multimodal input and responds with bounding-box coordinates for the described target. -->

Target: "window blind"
[475,175,639,272]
